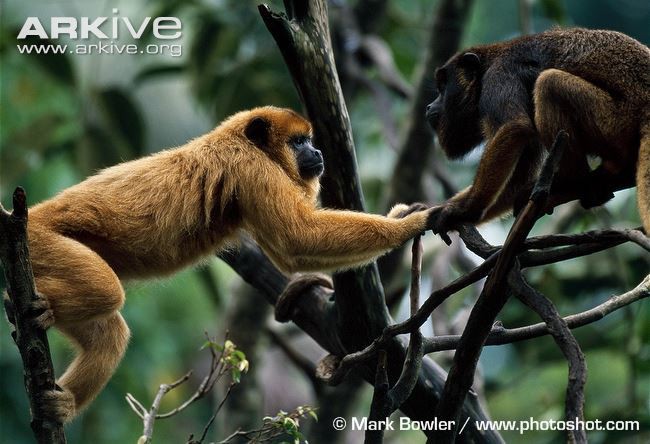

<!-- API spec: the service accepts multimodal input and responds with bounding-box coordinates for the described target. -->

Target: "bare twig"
[423,274,650,352]
[0,187,66,444]
[156,339,222,419]
[365,236,425,444]
[458,223,645,269]
[125,393,147,420]
[323,253,497,386]
[129,335,247,444]
[188,383,235,444]
[509,271,587,443]
[130,372,192,443]
[432,131,569,442]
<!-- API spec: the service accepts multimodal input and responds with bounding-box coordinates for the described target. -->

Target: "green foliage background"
[1,0,648,443]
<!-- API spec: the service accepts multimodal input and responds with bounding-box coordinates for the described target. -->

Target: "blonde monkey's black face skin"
[292,136,324,179]
[244,115,323,179]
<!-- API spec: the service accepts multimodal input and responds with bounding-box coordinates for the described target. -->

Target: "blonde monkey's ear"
[244,116,271,148]
[387,203,430,219]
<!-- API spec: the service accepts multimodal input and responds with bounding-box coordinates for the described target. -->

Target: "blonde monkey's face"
[241,107,322,200]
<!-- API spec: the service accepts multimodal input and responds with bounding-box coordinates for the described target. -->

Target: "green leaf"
[231,368,241,384]
[200,340,221,351]
[282,417,298,433]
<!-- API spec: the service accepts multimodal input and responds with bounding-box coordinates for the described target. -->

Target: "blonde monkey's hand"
[387,202,430,219]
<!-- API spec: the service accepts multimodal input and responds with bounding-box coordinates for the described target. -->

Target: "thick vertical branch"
[259,1,363,211]
[366,350,390,444]
[257,2,501,442]
[0,187,66,444]
[259,1,389,353]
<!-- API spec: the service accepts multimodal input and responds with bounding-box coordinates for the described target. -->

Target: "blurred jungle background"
[1,0,648,443]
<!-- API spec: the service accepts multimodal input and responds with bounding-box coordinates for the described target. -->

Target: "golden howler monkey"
[425,28,650,237]
[8,107,432,422]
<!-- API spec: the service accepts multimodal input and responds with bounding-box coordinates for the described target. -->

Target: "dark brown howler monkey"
[425,28,650,239]
[11,106,432,423]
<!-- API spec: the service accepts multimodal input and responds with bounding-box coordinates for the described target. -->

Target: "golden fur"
[24,106,430,422]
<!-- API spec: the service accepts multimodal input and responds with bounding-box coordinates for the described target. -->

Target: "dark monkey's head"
[240,107,324,193]
[426,52,484,159]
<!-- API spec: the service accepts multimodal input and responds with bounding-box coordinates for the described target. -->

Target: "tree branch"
[422,274,650,352]
[509,270,587,443]
[0,187,66,444]
[432,131,569,442]
[257,1,501,442]
[128,335,246,443]
[365,236,424,444]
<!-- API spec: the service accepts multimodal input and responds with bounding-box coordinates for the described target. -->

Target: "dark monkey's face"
[426,52,484,159]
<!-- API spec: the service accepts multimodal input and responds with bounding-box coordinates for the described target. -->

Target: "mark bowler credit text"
[332,416,640,435]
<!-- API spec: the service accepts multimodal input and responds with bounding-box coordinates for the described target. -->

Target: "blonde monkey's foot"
[3,292,55,330]
[29,293,55,329]
[36,386,76,424]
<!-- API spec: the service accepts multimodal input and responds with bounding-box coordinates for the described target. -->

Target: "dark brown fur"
[425,28,650,234]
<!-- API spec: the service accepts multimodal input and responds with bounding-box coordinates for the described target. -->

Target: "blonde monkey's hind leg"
[39,313,130,423]
[27,230,129,422]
